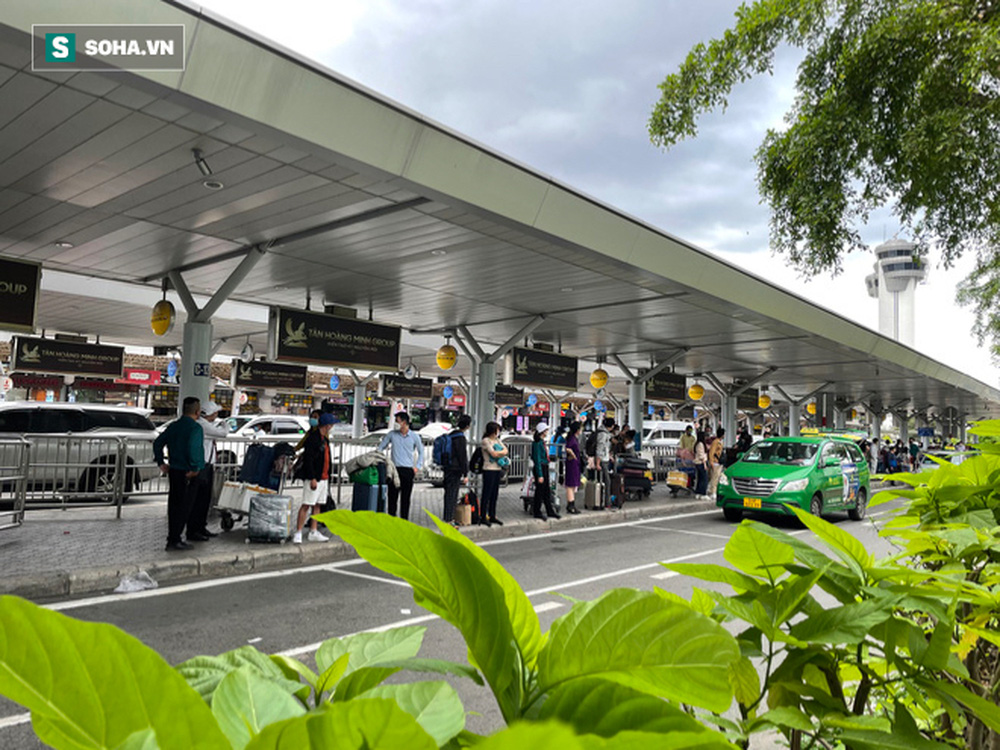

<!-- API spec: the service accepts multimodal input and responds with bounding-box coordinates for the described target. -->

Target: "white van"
[642,420,692,448]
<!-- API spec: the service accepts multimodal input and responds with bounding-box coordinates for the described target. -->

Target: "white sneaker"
[307,530,328,543]
[292,531,302,544]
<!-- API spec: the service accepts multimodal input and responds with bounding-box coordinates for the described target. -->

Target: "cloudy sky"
[199,0,996,385]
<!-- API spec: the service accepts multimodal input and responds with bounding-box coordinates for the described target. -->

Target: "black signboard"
[493,384,524,406]
[11,336,123,377]
[645,371,686,402]
[231,359,308,391]
[507,347,577,390]
[737,390,760,410]
[380,375,433,400]
[269,307,400,372]
[0,257,41,333]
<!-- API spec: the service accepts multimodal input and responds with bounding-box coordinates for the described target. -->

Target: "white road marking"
[45,558,369,611]
[0,714,30,729]
[650,571,680,580]
[523,546,725,596]
[477,510,720,548]
[531,601,564,614]
[40,510,721,609]
[640,526,731,540]
[328,569,410,587]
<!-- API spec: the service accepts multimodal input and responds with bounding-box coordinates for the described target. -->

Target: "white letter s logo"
[51,35,70,59]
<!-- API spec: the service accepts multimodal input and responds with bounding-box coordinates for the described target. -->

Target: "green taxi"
[716,436,870,522]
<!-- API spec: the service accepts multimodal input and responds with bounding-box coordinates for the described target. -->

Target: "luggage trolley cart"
[617,455,653,506]
[666,450,696,497]
[216,441,296,533]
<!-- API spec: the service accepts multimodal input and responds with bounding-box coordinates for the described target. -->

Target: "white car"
[233,414,312,438]
[0,402,160,498]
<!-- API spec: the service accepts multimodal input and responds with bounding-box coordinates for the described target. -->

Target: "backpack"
[585,431,598,458]
[469,446,484,475]
[432,433,453,467]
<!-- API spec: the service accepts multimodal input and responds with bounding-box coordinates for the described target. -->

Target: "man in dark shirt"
[153,397,205,550]
[442,415,471,526]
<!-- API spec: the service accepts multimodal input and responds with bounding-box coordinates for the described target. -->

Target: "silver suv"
[0,402,159,498]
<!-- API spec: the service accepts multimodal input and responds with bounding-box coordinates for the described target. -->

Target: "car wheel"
[722,506,742,522]
[810,494,823,518]
[848,488,867,521]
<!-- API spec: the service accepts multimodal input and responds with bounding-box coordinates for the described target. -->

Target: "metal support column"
[834,407,846,430]
[897,412,910,442]
[787,401,800,437]
[180,320,214,413]
[628,380,645,448]
[475,360,497,441]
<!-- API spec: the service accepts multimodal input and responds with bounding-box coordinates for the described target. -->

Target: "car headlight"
[781,478,809,492]
[718,473,730,486]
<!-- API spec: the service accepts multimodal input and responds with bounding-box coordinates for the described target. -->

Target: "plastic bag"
[114,570,158,593]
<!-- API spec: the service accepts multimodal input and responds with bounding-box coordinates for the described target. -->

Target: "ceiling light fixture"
[202,179,224,191]
[560,287,574,292]
[193,148,213,176]
[430,249,447,256]
[54,241,73,248]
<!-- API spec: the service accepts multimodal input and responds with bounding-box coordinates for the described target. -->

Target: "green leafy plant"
[2,433,999,749]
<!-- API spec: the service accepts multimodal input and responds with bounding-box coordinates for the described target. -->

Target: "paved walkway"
[0,480,715,601]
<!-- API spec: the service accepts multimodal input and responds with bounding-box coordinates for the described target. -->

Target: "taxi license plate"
[743,498,762,509]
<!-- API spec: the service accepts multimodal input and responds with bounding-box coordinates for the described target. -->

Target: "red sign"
[116,369,162,386]
[448,395,467,407]
[11,374,61,389]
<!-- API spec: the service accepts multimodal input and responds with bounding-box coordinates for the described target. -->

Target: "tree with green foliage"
[648,0,1000,350]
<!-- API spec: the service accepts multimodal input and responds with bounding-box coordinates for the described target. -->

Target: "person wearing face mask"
[378,411,424,520]
[296,410,323,452]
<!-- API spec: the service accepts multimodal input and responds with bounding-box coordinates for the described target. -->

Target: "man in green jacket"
[153,397,205,550]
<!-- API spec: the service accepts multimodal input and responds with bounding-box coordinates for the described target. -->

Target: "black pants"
[482,470,501,520]
[167,469,199,544]
[531,475,557,518]
[600,460,612,507]
[388,467,415,520]
[443,470,463,522]
[190,464,214,535]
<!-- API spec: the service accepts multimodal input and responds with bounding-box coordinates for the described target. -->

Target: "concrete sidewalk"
[0,482,717,601]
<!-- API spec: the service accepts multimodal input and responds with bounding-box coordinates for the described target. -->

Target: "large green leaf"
[724,524,794,582]
[179,646,304,704]
[212,668,305,750]
[924,681,1000,733]
[749,522,859,604]
[788,505,872,575]
[334,657,481,703]
[471,722,722,750]
[317,509,524,721]
[788,598,897,644]
[537,589,739,712]
[0,595,229,750]
[431,516,544,669]
[836,729,952,750]
[315,626,425,676]
[359,681,465,746]
[535,677,712,736]
[245,698,436,750]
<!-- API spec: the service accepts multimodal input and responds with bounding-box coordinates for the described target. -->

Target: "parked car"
[716,436,870,523]
[0,402,160,498]
[233,414,311,438]
[225,415,254,433]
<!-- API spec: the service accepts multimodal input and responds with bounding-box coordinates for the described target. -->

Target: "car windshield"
[742,441,818,466]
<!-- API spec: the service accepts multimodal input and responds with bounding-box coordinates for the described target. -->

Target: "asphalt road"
[0,504,903,748]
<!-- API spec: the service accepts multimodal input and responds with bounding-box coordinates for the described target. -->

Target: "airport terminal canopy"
[0,0,998,425]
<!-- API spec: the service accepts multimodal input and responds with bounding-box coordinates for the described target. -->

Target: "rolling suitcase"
[609,474,625,508]
[352,483,380,512]
[247,493,294,543]
[584,481,603,509]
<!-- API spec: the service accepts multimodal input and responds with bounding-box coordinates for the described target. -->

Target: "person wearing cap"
[189,400,230,541]
[295,412,335,544]
[531,422,561,521]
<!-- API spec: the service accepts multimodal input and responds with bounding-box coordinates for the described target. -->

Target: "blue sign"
[594,400,605,411]
[166,359,178,377]
[193,362,210,377]
[526,394,538,406]
[443,385,454,399]
[917,427,935,437]
[648,404,654,415]
[329,374,340,391]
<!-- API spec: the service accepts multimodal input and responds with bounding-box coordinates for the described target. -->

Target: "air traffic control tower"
[864,239,928,347]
